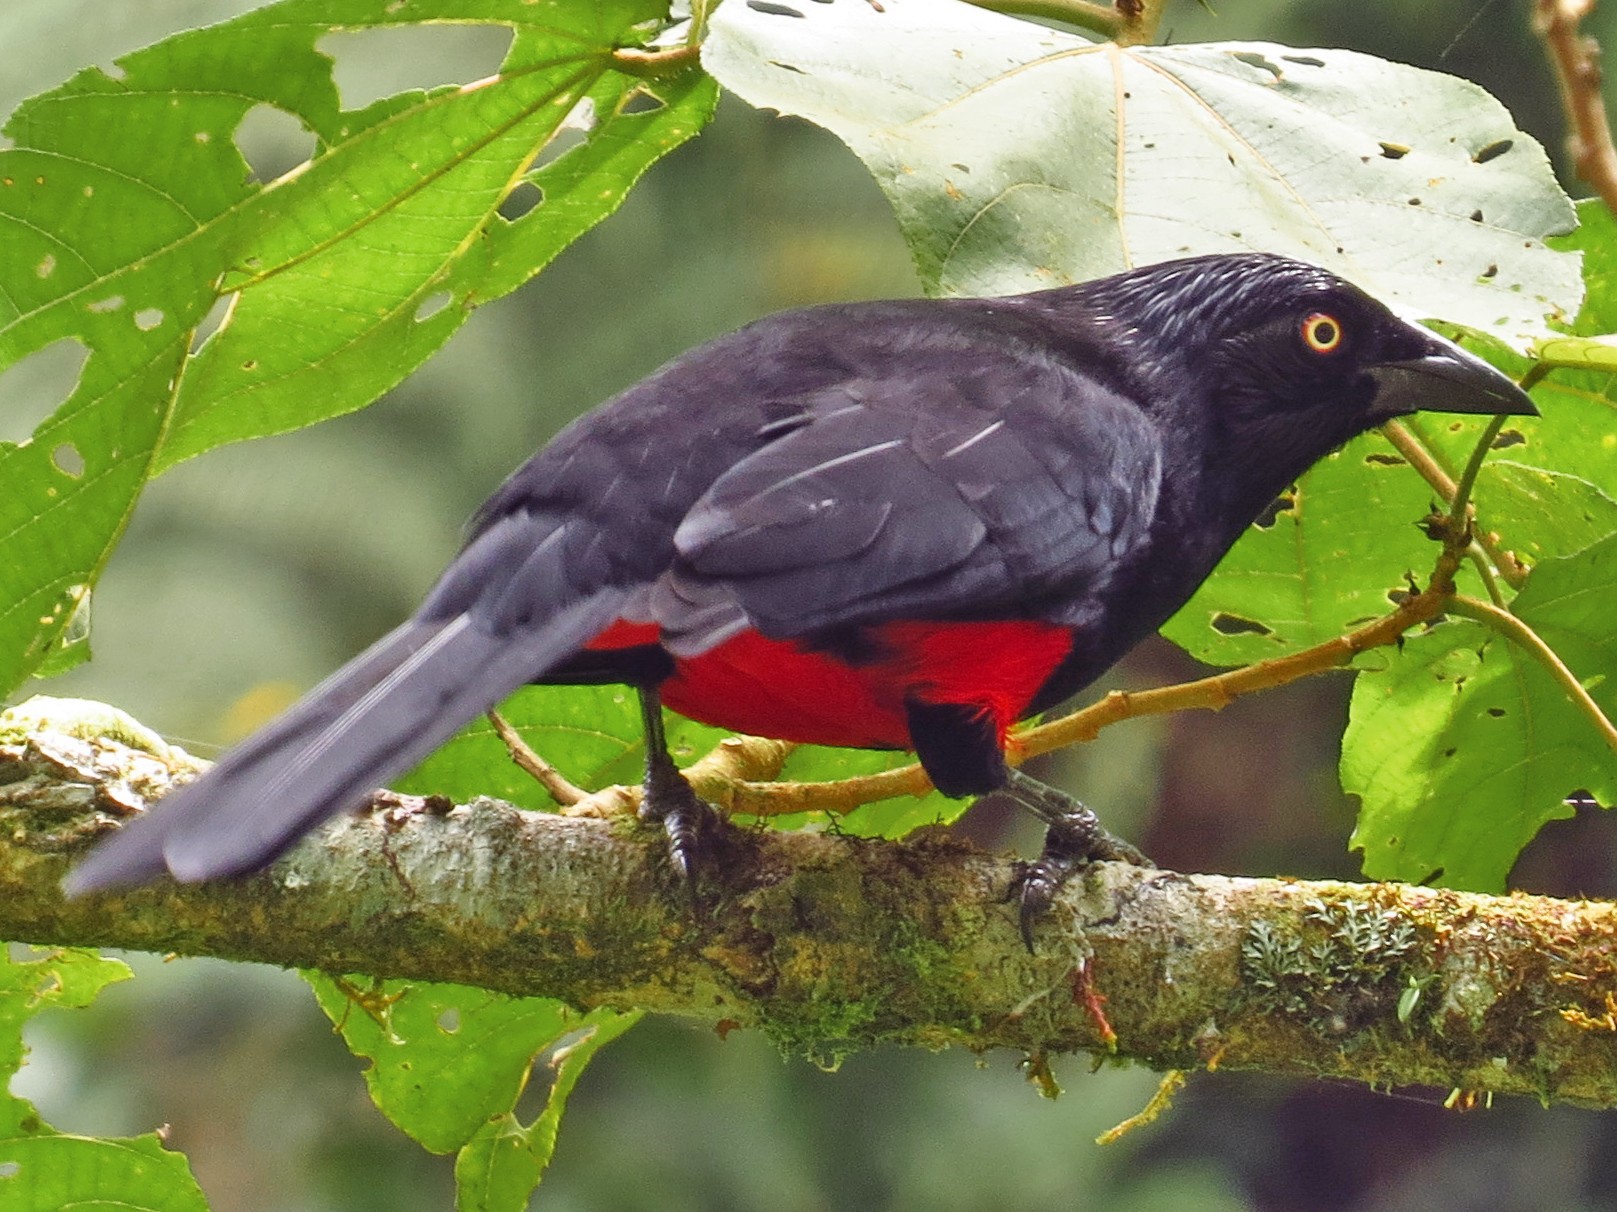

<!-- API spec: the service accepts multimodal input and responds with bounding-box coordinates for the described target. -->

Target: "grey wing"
[649,363,1164,652]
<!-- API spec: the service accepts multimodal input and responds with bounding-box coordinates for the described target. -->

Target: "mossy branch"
[3,709,1616,1106]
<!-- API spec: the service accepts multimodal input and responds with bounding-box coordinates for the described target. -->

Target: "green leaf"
[0,945,207,1212]
[1473,460,1617,563]
[1161,432,1438,665]
[306,973,639,1210]
[1532,332,1617,374]
[0,0,714,696]
[1550,196,1617,334]
[704,0,1579,347]
[306,974,640,1151]
[1344,532,1617,889]
[452,1010,639,1212]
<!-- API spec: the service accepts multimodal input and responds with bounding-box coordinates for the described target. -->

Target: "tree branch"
[3,708,1617,1106]
[1536,0,1617,215]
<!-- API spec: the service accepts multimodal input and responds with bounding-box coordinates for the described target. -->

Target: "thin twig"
[1447,594,1617,754]
[1467,542,1510,607]
[1382,419,1460,499]
[1383,420,1529,588]
[1449,414,1510,526]
[612,42,704,78]
[486,709,587,806]
[1536,0,1617,215]
[969,0,1124,37]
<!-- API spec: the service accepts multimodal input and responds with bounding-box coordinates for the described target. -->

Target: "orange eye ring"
[1301,312,1344,353]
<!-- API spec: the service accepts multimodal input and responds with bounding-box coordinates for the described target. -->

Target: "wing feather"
[657,360,1163,648]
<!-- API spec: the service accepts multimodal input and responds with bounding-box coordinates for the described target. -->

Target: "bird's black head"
[1075,253,1535,514]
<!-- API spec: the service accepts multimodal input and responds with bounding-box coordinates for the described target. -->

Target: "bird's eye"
[1300,312,1344,354]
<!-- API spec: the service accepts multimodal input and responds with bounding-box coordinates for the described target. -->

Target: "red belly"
[585,619,1074,750]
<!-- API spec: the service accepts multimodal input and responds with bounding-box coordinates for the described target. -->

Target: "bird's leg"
[1001,767,1153,950]
[636,684,720,890]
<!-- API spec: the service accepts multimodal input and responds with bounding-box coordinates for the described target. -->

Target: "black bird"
[66,253,1535,925]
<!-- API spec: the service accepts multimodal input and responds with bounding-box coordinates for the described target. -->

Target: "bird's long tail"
[65,513,630,895]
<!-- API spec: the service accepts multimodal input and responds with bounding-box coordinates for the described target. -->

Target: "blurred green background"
[6,1,1617,1209]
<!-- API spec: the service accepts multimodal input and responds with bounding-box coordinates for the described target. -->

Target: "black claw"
[652,796,716,898]
[1000,768,1154,949]
[1008,857,1063,951]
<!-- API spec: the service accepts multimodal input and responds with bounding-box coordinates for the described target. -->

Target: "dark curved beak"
[1368,331,1538,419]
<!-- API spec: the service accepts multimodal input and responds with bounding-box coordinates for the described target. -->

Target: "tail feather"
[64,589,627,895]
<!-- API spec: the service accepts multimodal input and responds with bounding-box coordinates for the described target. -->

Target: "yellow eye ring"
[1301,312,1344,353]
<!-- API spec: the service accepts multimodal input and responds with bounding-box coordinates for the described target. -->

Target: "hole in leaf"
[498,180,542,222]
[1378,142,1409,159]
[415,291,453,322]
[1231,50,1283,79]
[1471,210,1485,222]
[1363,452,1405,466]
[318,25,514,111]
[532,98,596,171]
[620,86,665,116]
[52,443,84,477]
[235,104,317,185]
[747,1,807,15]
[437,1008,461,1033]
[1254,492,1296,529]
[190,292,239,354]
[1282,54,1324,66]
[1473,139,1513,163]
[1210,612,1272,637]
[0,337,90,445]
[1491,429,1526,449]
[134,308,164,332]
[1408,197,1422,206]
[1418,868,1444,886]
[1485,706,1506,718]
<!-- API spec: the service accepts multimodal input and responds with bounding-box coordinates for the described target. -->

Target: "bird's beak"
[1368,331,1538,419]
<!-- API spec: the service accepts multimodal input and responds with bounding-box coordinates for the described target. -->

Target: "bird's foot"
[1001,769,1152,950]
[638,762,724,902]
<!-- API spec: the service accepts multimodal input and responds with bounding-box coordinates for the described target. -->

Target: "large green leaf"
[306,972,639,1210]
[0,0,714,695]
[1163,441,1617,667]
[0,946,207,1211]
[703,0,1579,346]
[1343,531,1617,890]
[1160,431,1439,666]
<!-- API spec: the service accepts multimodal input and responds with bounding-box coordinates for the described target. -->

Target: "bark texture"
[3,701,1615,1104]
